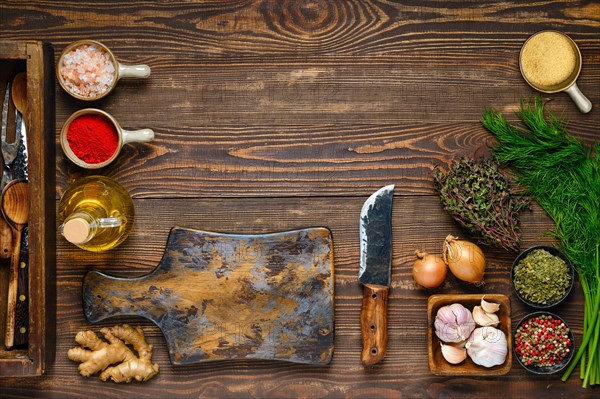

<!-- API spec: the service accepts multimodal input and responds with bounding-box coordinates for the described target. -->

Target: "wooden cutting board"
[83,226,335,365]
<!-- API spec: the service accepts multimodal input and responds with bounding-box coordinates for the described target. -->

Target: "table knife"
[0,83,13,259]
[359,184,394,365]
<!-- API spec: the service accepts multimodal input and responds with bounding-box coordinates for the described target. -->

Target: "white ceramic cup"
[60,108,154,169]
[519,31,592,114]
[57,39,151,101]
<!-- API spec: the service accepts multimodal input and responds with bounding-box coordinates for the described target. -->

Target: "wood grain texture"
[427,294,512,376]
[54,120,599,199]
[360,284,388,365]
[0,40,55,376]
[0,0,598,397]
[13,227,28,347]
[4,1,600,198]
[83,226,335,365]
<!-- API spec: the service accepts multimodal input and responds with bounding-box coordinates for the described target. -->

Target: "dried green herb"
[482,97,600,387]
[432,156,529,251]
[513,249,570,305]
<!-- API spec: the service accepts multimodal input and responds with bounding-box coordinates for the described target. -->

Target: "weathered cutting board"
[83,226,334,365]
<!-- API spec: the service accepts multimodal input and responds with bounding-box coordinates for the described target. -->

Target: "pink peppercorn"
[515,314,572,368]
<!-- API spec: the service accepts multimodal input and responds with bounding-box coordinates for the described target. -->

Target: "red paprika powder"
[66,114,119,164]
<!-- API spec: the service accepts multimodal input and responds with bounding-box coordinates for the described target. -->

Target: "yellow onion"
[412,250,447,289]
[443,235,485,283]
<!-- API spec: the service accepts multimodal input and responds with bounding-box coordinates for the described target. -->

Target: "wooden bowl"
[427,294,512,376]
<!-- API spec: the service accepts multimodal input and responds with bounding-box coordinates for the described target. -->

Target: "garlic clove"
[440,343,467,364]
[472,305,499,327]
[481,296,501,314]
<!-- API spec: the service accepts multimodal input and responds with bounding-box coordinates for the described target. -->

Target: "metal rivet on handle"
[19,295,26,302]
[20,261,26,269]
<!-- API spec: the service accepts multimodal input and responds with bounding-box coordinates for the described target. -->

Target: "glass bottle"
[58,175,135,252]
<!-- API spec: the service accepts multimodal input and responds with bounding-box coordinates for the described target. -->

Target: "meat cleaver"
[359,185,394,365]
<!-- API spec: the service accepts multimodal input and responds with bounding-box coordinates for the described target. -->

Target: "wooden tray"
[83,226,335,365]
[0,40,56,376]
[427,294,512,376]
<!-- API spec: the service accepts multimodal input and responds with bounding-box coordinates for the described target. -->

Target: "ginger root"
[68,324,159,383]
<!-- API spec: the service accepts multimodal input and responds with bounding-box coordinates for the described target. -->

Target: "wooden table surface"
[1,1,599,398]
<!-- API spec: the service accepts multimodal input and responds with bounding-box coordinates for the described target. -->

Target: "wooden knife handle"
[13,227,28,346]
[4,226,22,349]
[360,284,389,365]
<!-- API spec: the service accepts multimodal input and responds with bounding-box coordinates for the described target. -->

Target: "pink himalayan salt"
[60,44,116,98]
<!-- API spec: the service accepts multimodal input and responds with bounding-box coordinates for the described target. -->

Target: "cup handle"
[565,83,592,114]
[122,128,154,144]
[118,63,151,78]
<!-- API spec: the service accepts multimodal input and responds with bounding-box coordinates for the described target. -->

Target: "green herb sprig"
[482,97,600,387]
[432,156,530,251]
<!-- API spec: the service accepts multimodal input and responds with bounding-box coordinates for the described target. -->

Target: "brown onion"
[443,235,485,283]
[412,250,447,288]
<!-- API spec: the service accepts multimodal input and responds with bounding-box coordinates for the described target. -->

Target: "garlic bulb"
[465,327,508,368]
[434,303,475,343]
[440,343,467,364]
[472,305,500,327]
[481,296,500,313]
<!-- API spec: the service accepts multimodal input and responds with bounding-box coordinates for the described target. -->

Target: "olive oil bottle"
[58,175,134,252]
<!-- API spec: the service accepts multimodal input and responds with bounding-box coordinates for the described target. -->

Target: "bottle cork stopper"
[63,218,91,244]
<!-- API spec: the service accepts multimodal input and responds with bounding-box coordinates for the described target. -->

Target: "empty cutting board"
[83,226,334,365]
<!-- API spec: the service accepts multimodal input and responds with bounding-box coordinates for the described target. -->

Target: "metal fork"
[1,81,21,191]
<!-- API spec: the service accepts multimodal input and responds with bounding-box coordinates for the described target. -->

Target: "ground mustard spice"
[521,31,577,88]
[513,249,570,305]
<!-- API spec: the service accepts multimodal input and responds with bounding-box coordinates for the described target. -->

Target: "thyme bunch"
[432,156,529,251]
[482,97,600,387]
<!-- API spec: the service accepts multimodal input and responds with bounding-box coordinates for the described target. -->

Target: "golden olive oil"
[58,175,134,252]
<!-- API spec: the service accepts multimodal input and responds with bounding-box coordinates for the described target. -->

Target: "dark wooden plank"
[2,1,599,57]
[48,55,598,127]
[2,1,598,129]
[55,119,598,199]
[3,1,597,199]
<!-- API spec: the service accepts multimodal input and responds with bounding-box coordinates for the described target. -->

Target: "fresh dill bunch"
[432,155,530,251]
[482,97,600,282]
[481,96,600,387]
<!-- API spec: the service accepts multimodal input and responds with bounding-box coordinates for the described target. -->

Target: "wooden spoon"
[11,72,27,115]
[1,179,28,349]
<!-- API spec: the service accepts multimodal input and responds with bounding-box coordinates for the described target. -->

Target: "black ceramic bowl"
[511,246,574,309]
[514,311,575,374]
